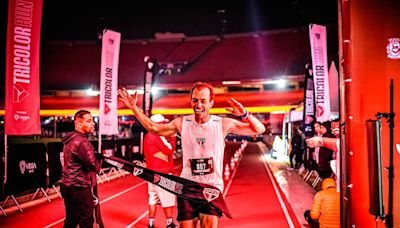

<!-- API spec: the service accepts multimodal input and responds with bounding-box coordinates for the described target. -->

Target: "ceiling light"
[222,81,241,85]
[86,88,100,96]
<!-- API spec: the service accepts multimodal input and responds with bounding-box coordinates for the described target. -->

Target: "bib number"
[190,157,214,176]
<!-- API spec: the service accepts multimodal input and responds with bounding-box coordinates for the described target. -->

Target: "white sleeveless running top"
[181,114,225,191]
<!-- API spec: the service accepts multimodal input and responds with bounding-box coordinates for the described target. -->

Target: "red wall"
[343,0,400,226]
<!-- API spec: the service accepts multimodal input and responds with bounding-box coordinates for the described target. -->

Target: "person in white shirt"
[118,82,265,228]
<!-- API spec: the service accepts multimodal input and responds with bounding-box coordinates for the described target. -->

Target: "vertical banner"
[5,0,43,135]
[303,63,316,137]
[309,24,331,122]
[328,61,339,117]
[143,57,159,117]
[99,29,121,135]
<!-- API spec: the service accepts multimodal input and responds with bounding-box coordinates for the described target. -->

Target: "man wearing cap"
[144,114,177,228]
[118,82,265,228]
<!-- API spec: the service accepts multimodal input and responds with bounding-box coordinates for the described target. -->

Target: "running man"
[118,82,265,228]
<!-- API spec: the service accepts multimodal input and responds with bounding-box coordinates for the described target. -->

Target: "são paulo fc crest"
[196,137,205,146]
[133,167,143,176]
[305,115,314,124]
[153,174,161,183]
[203,187,220,202]
[387,38,400,59]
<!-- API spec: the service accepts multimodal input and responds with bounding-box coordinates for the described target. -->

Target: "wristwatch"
[241,110,250,119]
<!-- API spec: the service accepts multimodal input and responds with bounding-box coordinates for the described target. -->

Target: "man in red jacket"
[144,114,177,228]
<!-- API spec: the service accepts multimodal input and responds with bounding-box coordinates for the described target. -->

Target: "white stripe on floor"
[260,151,295,228]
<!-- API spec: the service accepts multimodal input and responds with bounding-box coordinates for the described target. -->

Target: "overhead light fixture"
[126,87,161,95]
[127,89,144,95]
[151,87,161,95]
[86,88,100,96]
[264,79,287,89]
[222,81,241,85]
[276,79,287,88]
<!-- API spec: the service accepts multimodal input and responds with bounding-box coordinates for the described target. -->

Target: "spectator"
[306,120,341,191]
[316,121,334,178]
[289,127,303,169]
[304,178,340,228]
[60,110,104,228]
[308,122,322,170]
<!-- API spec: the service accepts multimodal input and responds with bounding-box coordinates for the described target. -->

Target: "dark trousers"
[304,148,318,170]
[304,210,320,228]
[60,185,95,228]
[290,149,303,169]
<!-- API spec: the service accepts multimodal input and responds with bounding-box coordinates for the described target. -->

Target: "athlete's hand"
[118,87,138,109]
[225,98,247,117]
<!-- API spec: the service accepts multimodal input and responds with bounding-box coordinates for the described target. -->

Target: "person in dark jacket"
[289,127,304,169]
[316,121,334,179]
[60,110,103,228]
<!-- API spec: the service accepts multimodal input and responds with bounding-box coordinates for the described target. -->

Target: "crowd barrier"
[0,138,139,215]
[47,142,63,187]
[5,143,47,196]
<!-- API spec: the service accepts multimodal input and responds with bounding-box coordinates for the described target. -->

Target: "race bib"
[190,157,214,176]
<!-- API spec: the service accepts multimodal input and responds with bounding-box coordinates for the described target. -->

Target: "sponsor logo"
[316,105,324,117]
[305,115,314,124]
[203,187,220,202]
[156,175,183,194]
[13,84,30,103]
[104,103,110,114]
[102,149,113,157]
[103,68,113,104]
[154,174,161,183]
[19,160,37,174]
[108,38,114,45]
[105,159,124,169]
[387,38,400,59]
[133,167,143,176]
[13,111,30,122]
[315,33,320,39]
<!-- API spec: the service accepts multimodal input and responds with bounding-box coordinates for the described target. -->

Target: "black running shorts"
[177,197,222,221]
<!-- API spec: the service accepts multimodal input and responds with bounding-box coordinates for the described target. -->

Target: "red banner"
[5,0,43,135]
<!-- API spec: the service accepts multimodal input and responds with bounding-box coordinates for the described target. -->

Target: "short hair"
[331,118,340,123]
[74,110,91,123]
[190,82,215,101]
